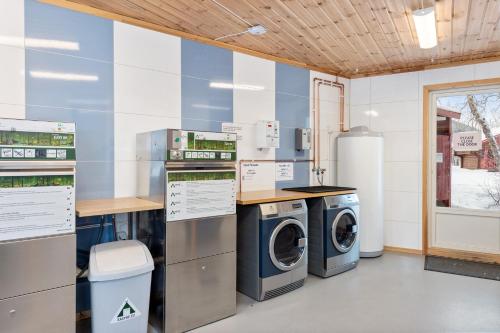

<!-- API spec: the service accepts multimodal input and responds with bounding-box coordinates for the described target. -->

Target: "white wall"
[233,52,276,191]
[309,71,350,186]
[113,22,181,197]
[350,61,500,250]
[0,0,25,120]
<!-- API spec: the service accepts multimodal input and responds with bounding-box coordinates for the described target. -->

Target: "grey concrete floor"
[192,253,500,333]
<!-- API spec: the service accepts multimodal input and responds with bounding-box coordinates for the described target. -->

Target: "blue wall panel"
[181,40,233,131]
[25,0,113,62]
[25,0,114,200]
[275,63,311,188]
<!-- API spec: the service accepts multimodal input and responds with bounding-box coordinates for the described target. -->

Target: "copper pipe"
[236,77,346,191]
[312,77,346,172]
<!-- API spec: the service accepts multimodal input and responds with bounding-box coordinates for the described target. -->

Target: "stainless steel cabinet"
[0,285,75,333]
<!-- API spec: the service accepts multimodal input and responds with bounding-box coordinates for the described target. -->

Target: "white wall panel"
[114,22,181,74]
[474,60,500,80]
[435,213,500,253]
[0,45,25,108]
[371,72,419,104]
[114,64,181,117]
[421,65,474,85]
[350,77,370,105]
[233,52,276,191]
[347,64,495,250]
[0,103,25,119]
[0,0,24,48]
[113,23,181,197]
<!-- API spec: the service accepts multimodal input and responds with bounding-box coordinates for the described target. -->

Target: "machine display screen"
[168,130,237,161]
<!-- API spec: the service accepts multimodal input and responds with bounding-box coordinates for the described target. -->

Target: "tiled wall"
[25,0,115,199]
[0,1,346,201]
[350,61,500,250]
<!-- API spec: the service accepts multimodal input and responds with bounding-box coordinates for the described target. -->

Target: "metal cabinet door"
[166,214,236,264]
[166,251,236,333]
[0,285,75,333]
[0,234,76,300]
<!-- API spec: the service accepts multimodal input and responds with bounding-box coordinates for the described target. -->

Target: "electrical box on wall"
[256,120,280,149]
[295,128,311,151]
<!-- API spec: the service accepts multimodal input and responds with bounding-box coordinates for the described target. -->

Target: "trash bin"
[88,240,154,333]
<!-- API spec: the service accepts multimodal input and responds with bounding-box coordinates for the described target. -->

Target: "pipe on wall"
[237,77,346,192]
[311,77,347,172]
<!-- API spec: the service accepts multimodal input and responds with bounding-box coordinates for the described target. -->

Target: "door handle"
[297,238,307,248]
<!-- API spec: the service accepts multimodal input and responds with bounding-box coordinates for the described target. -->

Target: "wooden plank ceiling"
[42,0,500,77]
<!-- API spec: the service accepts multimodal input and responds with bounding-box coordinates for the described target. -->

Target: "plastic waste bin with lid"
[88,240,154,333]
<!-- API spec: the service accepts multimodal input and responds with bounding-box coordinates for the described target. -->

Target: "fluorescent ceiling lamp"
[209,82,265,91]
[30,71,99,81]
[412,7,437,49]
[0,36,79,50]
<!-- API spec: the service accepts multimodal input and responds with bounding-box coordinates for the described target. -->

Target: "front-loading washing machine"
[307,194,359,277]
[236,199,308,301]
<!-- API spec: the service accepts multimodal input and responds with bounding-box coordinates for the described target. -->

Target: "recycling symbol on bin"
[110,297,141,324]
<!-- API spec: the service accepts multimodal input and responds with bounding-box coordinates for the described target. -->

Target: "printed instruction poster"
[221,123,244,141]
[0,172,75,241]
[240,162,276,192]
[166,170,236,221]
[275,162,294,181]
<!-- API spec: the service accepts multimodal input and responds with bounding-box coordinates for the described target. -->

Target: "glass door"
[429,86,500,254]
[332,210,358,253]
[269,219,306,271]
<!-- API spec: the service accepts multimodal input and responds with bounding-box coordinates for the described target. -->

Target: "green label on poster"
[0,175,74,188]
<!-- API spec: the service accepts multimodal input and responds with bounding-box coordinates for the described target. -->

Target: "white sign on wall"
[275,162,294,181]
[240,162,275,192]
[452,131,482,152]
[221,123,244,141]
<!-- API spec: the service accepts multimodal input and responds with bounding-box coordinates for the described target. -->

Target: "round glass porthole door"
[331,209,358,253]
[269,219,307,271]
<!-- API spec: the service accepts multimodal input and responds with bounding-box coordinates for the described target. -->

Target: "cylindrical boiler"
[337,126,384,257]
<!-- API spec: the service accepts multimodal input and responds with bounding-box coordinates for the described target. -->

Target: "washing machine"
[236,199,308,301]
[307,194,359,277]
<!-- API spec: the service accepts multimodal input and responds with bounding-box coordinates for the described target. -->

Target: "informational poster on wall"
[240,162,276,192]
[0,172,75,241]
[166,170,236,221]
[452,131,482,152]
[275,162,294,181]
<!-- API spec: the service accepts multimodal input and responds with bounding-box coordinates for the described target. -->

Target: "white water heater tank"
[337,126,384,257]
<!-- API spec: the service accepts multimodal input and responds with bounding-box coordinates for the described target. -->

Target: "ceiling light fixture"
[211,0,266,41]
[30,71,99,81]
[209,82,265,91]
[214,24,267,41]
[412,7,437,49]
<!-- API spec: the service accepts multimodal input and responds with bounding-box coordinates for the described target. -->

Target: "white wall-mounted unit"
[337,126,384,257]
[295,128,311,151]
[256,120,279,149]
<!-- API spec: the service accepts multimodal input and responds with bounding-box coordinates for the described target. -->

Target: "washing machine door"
[269,219,307,271]
[331,209,358,253]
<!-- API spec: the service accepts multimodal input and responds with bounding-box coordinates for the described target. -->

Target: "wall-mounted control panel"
[256,120,280,149]
[295,128,311,151]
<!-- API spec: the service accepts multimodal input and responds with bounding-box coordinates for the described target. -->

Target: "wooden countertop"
[76,197,164,217]
[236,189,355,205]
